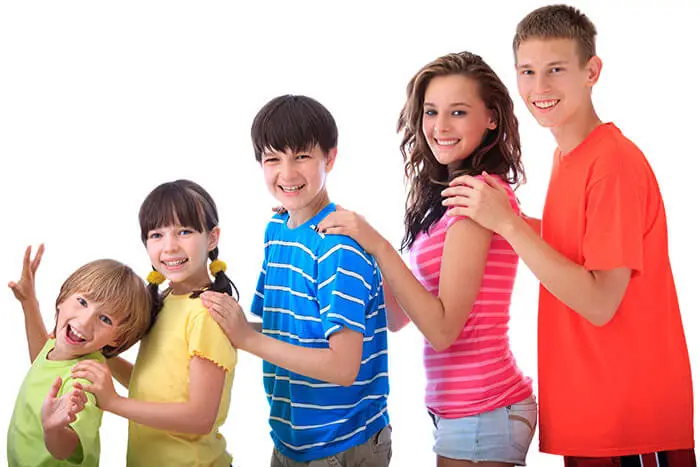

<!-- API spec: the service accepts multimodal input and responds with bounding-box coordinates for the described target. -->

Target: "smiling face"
[421,74,497,172]
[261,145,336,227]
[146,223,219,295]
[515,38,600,129]
[51,293,120,360]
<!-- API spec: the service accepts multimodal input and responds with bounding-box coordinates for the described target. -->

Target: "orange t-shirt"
[538,123,694,456]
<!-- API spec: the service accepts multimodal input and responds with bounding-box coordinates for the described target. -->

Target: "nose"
[435,113,451,134]
[280,158,296,180]
[163,232,178,252]
[534,73,551,94]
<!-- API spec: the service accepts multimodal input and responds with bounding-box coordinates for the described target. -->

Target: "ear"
[207,226,221,252]
[586,56,603,86]
[487,112,498,131]
[324,148,338,172]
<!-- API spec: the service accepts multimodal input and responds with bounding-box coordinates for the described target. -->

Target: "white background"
[1,1,698,466]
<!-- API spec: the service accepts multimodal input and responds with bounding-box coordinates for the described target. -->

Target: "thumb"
[481,172,506,192]
[47,376,62,400]
[335,204,346,212]
[8,281,16,290]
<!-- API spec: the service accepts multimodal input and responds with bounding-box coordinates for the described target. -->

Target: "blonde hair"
[55,259,154,358]
[513,4,597,65]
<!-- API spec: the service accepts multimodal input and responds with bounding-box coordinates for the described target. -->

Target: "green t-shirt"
[7,339,104,467]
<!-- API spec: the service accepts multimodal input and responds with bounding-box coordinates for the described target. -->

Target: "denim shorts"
[429,395,537,465]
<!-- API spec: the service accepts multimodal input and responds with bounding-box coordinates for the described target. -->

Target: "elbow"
[428,334,457,353]
[583,305,617,327]
[387,319,408,333]
[336,365,361,387]
[189,414,217,435]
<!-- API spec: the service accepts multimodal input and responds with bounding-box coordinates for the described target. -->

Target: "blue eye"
[520,69,534,76]
[77,297,88,308]
[551,67,564,73]
[179,228,194,236]
[99,315,113,326]
[424,109,437,116]
[148,232,162,240]
[452,110,467,116]
[296,154,310,160]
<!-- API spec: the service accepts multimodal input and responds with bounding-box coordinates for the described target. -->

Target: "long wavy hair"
[398,51,526,251]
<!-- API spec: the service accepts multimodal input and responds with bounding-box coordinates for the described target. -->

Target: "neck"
[170,269,212,296]
[551,105,602,155]
[287,192,331,229]
[46,344,73,361]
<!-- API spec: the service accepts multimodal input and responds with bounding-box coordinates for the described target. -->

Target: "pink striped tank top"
[409,178,532,418]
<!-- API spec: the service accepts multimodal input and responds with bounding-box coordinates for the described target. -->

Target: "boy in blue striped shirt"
[202,95,391,466]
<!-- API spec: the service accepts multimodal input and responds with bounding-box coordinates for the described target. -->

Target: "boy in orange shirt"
[441,5,695,466]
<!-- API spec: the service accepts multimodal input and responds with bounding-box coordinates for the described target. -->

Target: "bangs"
[251,95,337,161]
[139,182,207,243]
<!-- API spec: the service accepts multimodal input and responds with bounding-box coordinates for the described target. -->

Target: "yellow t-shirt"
[127,292,237,467]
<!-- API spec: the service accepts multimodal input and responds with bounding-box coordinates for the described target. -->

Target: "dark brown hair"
[138,179,239,309]
[55,259,153,358]
[398,51,525,250]
[513,4,597,65]
[251,95,338,161]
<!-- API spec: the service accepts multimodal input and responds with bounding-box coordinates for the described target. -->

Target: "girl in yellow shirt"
[72,179,238,467]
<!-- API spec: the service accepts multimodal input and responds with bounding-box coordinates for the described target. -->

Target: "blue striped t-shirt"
[251,203,390,462]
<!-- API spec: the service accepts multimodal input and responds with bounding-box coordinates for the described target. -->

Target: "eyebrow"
[424,102,473,108]
[517,60,569,70]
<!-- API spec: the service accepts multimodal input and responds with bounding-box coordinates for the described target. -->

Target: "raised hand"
[71,361,118,411]
[8,244,44,303]
[41,376,87,432]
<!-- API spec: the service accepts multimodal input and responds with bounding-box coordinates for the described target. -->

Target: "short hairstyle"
[250,95,338,162]
[513,4,597,64]
[55,259,153,358]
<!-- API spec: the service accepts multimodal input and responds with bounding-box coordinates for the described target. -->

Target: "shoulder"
[317,233,374,269]
[587,124,651,177]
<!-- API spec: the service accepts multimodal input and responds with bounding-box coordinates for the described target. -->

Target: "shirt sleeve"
[316,239,374,339]
[582,172,644,274]
[60,376,102,465]
[187,308,238,371]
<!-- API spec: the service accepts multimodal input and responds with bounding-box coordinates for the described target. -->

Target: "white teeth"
[533,100,558,109]
[69,326,86,341]
[436,139,459,146]
[281,184,304,192]
[163,258,187,266]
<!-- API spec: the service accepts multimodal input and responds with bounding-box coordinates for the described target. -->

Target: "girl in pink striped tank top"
[317,52,536,466]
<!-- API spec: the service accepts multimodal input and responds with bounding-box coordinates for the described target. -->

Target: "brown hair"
[251,95,338,162]
[55,259,153,358]
[398,51,525,251]
[513,4,597,64]
[138,179,239,305]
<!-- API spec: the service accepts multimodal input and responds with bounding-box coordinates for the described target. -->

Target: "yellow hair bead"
[146,270,166,286]
[209,259,227,276]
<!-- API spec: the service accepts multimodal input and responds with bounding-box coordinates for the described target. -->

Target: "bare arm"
[500,217,631,325]
[522,215,541,234]
[201,292,365,387]
[9,245,49,362]
[73,357,226,435]
[443,174,632,326]
[106,357,134,389]
[372,219,491,351]
[242,328,363,386]
[383,283,410,332]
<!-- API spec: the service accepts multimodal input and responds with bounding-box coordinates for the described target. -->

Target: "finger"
[31,243,45,273]
[46,376,62,400]
[441,185,475,198]
[481,172,507,193]
[446,206,470,217]
[317,226,347,236]
[335,204,346,212]
[22,246,32,273]
[8,281,17,290]
[72,359,104,373]
[442,196,473,208]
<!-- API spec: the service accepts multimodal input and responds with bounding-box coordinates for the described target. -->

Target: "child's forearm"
[383,284,410,332]
[242,331,361,386]
[106,357,133,389]
[43,425,79,460]
[21,297,49,362]
[106,396,218,436]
